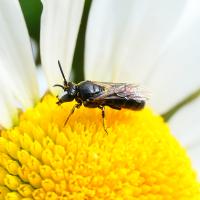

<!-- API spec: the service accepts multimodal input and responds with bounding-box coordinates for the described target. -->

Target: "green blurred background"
[19,0,92,82]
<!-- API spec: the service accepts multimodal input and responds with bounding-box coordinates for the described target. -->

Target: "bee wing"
[92,82,149,101]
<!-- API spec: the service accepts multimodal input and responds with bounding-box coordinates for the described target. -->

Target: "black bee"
[54,61,148,134]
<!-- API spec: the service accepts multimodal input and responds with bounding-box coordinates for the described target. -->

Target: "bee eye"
[58,91,68,99]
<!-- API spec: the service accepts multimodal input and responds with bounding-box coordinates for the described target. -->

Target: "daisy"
[0,0,200,199]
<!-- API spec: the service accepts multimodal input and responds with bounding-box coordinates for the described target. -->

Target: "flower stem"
[162,88,200,121]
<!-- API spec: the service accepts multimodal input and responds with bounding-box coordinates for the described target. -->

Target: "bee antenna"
[58,60,68,85]
[53,84,65,90]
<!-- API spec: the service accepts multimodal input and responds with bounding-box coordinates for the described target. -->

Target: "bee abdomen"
[124,99,145,110]
[105,99,145,111]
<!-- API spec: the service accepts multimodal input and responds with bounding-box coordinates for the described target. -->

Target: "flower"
[0,0,200,199]
[0,95,200,199]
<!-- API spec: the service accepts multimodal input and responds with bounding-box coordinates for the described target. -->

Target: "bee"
[54,61,148,134]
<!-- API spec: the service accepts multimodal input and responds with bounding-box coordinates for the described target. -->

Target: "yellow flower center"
[0,95,199,199]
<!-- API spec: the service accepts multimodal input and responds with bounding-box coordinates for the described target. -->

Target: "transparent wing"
[92,82,149,102]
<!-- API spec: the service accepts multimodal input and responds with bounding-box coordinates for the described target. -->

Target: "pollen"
[0,95,199,199]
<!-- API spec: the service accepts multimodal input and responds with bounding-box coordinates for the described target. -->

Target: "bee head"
[56,89,75,105]
[54,61,77,105]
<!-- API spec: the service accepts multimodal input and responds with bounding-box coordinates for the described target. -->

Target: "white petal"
[31,38,39,61]
[0,97,17,130]
[85,0,186,82]
[40,0,84,92]
[0,0,39,109]
[187,145,200,179]
[36,66,48,97]
[0,90,17,129]
[146,0,200,112]
[169,97,200,177]
[0,62,18,128]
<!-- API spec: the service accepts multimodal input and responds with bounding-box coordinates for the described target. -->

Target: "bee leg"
[64,103,82,126]
[99,106,108,134]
